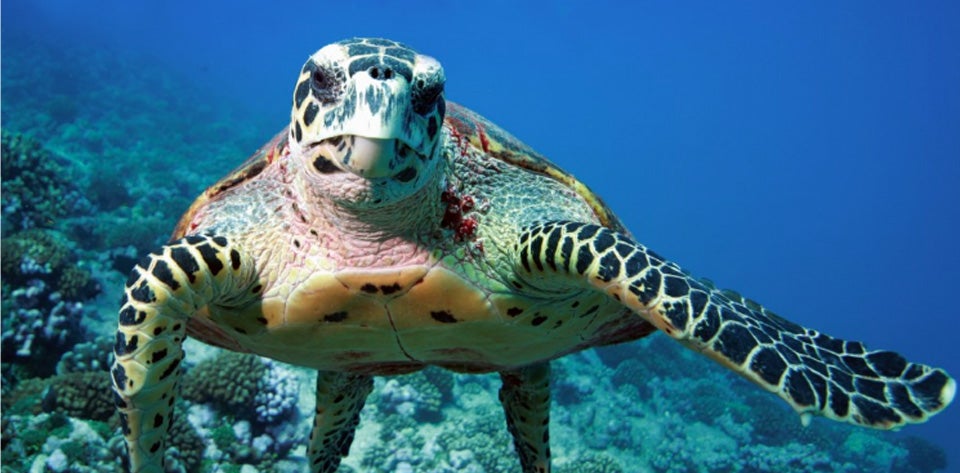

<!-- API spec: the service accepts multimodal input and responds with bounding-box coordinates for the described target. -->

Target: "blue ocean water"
[2,1,958,472]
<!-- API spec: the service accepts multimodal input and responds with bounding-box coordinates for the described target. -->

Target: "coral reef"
[56,335,115,375]
[377,368,453,423]
[1,412,120,473]
[0,130,93,235]
[181,351,298,425]
[1,228,100,300]
[556,452,624,473]
[1,228,100,378]
[2,371,113,422]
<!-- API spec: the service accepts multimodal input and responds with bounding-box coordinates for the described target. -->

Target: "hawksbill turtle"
[112,37,955,472]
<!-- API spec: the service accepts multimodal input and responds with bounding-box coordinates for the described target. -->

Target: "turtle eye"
[312,69,332,89]
[309,66,343,105]
[413,81,444,115]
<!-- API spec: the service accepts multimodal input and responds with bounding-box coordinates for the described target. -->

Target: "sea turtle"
[112,37,955,473]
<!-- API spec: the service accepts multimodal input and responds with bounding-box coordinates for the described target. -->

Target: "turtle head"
[290,38,446,206]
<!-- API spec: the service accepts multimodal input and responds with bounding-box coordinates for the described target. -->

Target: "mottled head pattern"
[290,38,446,205]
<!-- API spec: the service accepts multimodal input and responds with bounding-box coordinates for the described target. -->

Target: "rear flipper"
[515,221,955,428]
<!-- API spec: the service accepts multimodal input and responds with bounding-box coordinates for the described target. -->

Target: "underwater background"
[2,1,958,472]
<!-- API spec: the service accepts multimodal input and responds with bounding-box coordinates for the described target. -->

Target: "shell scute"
[445,102,624,232]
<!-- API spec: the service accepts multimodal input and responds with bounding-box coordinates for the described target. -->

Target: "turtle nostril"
[368,66,394,80]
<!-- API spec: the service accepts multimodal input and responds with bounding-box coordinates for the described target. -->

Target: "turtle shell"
[443,102,627,234]
[172,129,288,240]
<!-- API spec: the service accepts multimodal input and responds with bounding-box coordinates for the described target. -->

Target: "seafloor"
[0,30,949,473]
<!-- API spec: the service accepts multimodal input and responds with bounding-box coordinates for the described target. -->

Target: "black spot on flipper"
[112,365,128,391]
[119,412,131,435]
[843,355,880,378]
[749,326,774,345]
[576,224,599,242]
[866,351,908,378]
[830,366,855,391]
[118,306,147,326]
[663,276,689,298]
[855,377,887,402]
[530,235,545,272]
[229,249,241,271]
[153,414,164,428]
[324,311,348,322]
[750,346,788,386]
[159,356,181,381]
[543,227,564,272]
[531,315,548,327]
[360,283,378,294]
[803,355,829,378]
[913,370,951,410]
[661,300,690,332]
[889,382,924,418]
[714,323,756,365]
[784,368,816,407]
[113,391,127,409]
[804,370,829,410]
[595,252,621,283]
[129,281,156,303]
[853,395,902,426]
[692,305,721,342]
[196,243,224,276]
[151,348,168,364]
[844,340,865,355]
[431,310,457,323]
[559,236,574,272]
[151,260,180,291]
[506,307,523,317]
[689,290,708,318]
[903,364,925,381]
[114,333,139,356]
[591,228,615,253]
[519,245,532,273]
[828,382,850,418]
[170,246,200,283]
[623,252,649,277]
[813,333,845,353]
[574,244,593,275]
[776,341,802,365]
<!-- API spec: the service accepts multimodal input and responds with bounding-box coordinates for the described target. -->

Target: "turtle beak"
[308,135,420,178]
[344,137,398,178]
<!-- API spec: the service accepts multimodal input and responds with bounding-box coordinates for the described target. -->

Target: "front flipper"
[500,363,551,473]
[308,371,373,473]
[112,235,259,473]
[515,221,955,428]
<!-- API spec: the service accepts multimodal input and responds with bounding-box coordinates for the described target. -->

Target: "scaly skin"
[114,38,955,473]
